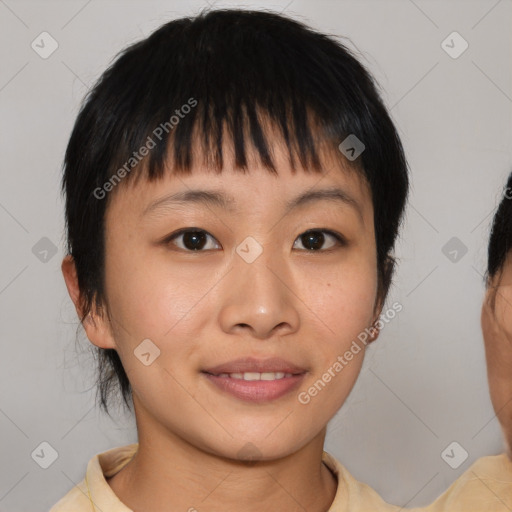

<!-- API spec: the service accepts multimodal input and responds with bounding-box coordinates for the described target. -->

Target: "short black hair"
[487,172,512,287]
[62,8,409,414]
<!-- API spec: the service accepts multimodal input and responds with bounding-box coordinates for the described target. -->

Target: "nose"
[218,247,300,340]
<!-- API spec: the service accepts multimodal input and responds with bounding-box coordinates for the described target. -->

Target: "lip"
[203,357,307,375]
[203,373,306,403]
[202,357,307,403]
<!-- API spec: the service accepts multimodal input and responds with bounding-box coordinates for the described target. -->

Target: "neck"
[107,400,337,512]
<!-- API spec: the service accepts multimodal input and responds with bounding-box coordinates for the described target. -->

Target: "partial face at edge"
[87,145,380,460]
[482,255,512,456]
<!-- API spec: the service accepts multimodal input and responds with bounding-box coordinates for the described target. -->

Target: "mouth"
[202,357,307,403]
[206,371,297,380]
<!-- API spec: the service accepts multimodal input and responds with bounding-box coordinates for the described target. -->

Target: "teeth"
[218,372,293,380]
[243,372,261,381]
[261,372,285,380]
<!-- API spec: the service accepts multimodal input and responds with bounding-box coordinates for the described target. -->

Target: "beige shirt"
[49,443,512,511]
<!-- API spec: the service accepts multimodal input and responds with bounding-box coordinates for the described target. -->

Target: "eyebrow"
[142,189,237,217]
[285,188,362,218]
[142,186,363,220]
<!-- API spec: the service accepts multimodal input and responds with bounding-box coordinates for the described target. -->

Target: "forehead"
[106,146,372,226]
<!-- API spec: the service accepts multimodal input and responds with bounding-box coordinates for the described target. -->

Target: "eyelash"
[163,228,347,253]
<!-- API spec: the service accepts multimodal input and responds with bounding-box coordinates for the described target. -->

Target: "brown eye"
[167,229,220,251]
[293,229,345,251]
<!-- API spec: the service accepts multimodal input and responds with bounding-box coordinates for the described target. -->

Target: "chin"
[192,430,303,463]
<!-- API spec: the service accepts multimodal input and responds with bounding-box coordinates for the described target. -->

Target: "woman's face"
[482,254,512,456]
[82,146,380,460]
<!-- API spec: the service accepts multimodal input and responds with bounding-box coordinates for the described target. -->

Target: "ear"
[61,255,117,350]
[368,257,394,343]
[366,281,385,344]
[367,310,382,344]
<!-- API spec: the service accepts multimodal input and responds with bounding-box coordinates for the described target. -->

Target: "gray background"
[0,0,511,510]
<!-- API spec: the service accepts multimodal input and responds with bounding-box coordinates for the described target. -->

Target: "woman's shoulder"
[48,478,92,511]
[323,451,512,512]
[48,443,138,511]
[322,451,402,511]
[416,453,512,512]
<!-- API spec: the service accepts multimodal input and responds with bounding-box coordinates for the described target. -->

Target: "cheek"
[299,259,378,343]
[103,246,218,398]
[293,257,377,408]
[322,279,375,333]
[496,287,512,338]
[105,243,209,339]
